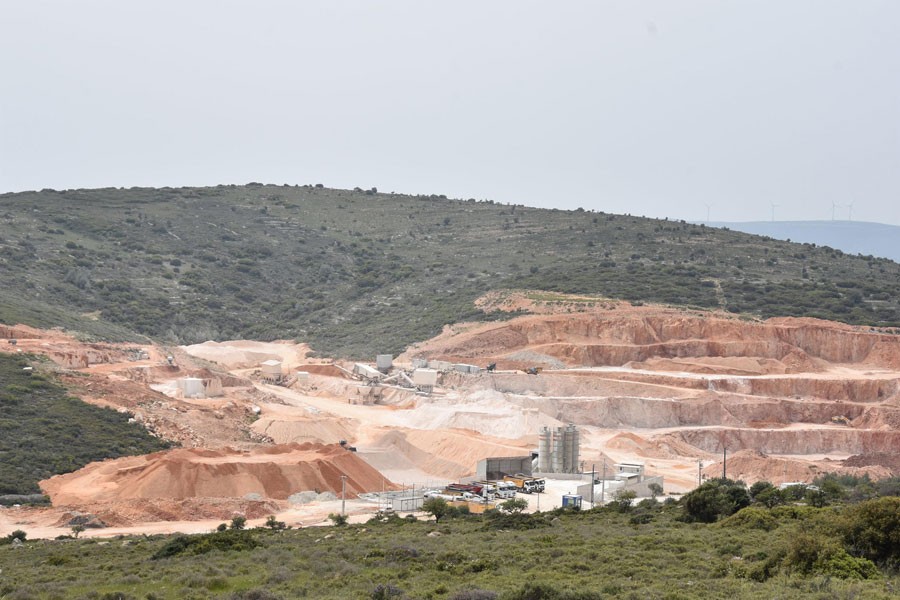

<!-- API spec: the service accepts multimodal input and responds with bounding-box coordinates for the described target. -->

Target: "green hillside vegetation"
[1,488,899,600]
[0,354,171,496]
[2,185,899,357]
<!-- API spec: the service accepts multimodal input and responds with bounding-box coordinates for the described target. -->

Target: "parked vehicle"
[503,474,545,494]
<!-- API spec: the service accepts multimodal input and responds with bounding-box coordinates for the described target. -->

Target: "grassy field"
[1,500,898,600]
[0,354,170,496]
[1,185,898,357]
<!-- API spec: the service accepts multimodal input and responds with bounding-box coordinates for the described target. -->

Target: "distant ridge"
[705,221,900,263]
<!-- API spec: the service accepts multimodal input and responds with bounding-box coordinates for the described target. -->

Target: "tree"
[754,486,785,508]
[230,515,247,530]
[749,480,774,500]
[648,483,663,498]
[838,497,900,568]
[71,524,85,539]
[610,489,637,513]
[499,498,528,514]
[682,478,750,523]
[422,497,449,522]
[265,515,287,530]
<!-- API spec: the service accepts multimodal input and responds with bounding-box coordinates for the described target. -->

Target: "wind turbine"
[770,202,779,223]
[847,201,855,221]
[703,203,712,224]
[831,200,838,221]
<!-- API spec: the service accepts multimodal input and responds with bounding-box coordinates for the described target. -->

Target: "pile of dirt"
[41,443,397,508]
[843,452,900,475]
[701,449,891,485]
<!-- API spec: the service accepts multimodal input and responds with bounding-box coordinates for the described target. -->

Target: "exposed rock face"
[665,428,900,455]
[416,310,900,370]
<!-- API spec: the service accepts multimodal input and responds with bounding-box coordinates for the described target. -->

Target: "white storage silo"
[538,427,552,472]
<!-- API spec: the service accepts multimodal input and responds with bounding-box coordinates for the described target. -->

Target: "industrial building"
[476,456,534,481]
[537,425,580,474]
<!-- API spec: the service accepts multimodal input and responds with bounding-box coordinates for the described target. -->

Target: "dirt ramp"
[41,443,396,506]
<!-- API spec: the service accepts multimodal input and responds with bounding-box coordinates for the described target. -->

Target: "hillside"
[1,500,899,600]
[0,354,170,496]
[2,185,899,357]
[708,221,900,263]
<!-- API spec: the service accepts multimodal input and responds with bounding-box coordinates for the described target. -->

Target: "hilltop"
[708,220,900,263]
[2,184,899,357]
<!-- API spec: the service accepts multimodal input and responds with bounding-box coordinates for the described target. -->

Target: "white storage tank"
[411,358,429,369]
[412,368,438,387]
[295,371,310,383]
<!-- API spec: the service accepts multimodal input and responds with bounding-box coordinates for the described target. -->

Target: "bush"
[370,583,404,599]
[718,507,778,531]
[507,582,603,600]
[449,589,497,600]
[783,532,879,579]
[152,529,260,559]
[328,512,349,527]
[837,497,900,568]
[682,478,750,523]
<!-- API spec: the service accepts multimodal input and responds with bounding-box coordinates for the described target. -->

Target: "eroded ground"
[2,294,898,538]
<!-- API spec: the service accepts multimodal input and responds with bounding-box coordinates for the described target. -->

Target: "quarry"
[1,292,899,539]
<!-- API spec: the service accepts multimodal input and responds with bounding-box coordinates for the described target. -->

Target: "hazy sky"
[2,1,898,224]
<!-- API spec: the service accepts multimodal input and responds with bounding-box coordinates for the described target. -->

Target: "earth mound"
[41,442,397,507]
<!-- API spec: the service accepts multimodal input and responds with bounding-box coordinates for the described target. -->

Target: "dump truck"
[503,475,545,494]
[444,483,492,501]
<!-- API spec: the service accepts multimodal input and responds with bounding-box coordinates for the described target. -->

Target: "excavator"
[525,367,542,376]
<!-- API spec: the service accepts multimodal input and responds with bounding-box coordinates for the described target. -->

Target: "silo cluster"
[537,424,580,473]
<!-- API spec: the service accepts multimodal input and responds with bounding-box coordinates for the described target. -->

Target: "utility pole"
[590,463,596,508]
[341,475,347,516]
[722,447,727,480]
[698,459,702,486]
[600,460,607,505]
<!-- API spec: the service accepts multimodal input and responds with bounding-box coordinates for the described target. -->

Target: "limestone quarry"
[2,293,899,538]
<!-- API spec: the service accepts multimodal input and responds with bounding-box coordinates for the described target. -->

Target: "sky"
[2,1,899,224]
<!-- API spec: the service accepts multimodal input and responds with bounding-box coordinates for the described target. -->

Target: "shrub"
[718,507,778,531]
[370,583,404,599]
[152,529,260,559]
[837,496,900,568]
[783,532,879,579]
[682,478,750,523]
[449,589,498,600]
[328,512,349,526]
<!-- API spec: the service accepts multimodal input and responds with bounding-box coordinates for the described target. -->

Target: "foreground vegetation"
[2,185,899,356]
[1,492,899,600]
[0,354,170,497]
